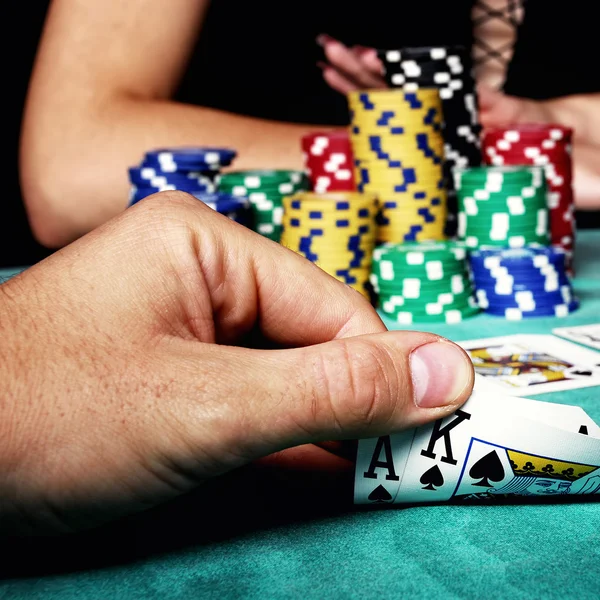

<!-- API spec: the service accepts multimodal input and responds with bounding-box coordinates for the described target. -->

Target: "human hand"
[317,34,387,94]
[0,193,474,534]
[477,83,552,130]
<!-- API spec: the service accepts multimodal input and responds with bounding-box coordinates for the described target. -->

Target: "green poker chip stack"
[453,165,550,249]
[217,169,310,241]
[370,240,480,324]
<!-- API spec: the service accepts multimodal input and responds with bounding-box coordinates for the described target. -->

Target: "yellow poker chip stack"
[347,89,447,243]
[280,192,379,298]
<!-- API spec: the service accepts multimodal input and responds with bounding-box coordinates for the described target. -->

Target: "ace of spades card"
[354,390,600,505]
[456,334,600,395]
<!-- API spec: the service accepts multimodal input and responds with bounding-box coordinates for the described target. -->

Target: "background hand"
[317,34,387,94]
[477,83,552,130]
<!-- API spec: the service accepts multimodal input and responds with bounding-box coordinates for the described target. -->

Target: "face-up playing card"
[354,389,600,505]
[552,323,600,351]
[354,430,412,505]
[456,334,600,395]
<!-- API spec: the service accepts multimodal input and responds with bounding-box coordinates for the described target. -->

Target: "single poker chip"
[483,299,579,320]
[382,303,481,325]
[132,181,216,195]
[454,165,542,185]
[469,246,568,268]
[128,167,216,187]
[217,169,307,188]
[145,146,237,165]
[371,271,473,293]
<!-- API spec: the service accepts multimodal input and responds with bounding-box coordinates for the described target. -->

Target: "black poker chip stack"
[377,45,483,237]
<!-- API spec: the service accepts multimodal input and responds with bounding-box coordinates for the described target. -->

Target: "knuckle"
[307,339,409,435]
[132,190,200,216]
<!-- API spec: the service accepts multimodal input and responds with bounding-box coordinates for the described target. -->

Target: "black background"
[4,3,52,268]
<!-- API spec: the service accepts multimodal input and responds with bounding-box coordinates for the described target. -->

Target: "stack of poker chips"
[216,169,309,242]
[482,124,575,262]
[128,147,236,206]
[453,165,550,249]
[347,89,447,243]
[301,131,355,193]
[469,246,578,320]
[370,241,479,324]
[377,45,482,236]
[280,191,378,298]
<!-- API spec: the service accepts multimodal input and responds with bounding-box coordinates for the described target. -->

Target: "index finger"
[188,196,387,346]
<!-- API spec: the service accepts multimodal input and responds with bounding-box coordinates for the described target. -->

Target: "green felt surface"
[1,234,599,599]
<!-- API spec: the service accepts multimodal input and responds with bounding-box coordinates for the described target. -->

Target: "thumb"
[234,331,474,458]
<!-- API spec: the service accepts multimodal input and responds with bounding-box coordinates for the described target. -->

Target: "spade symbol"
[469,451,505,487]
[368,485,393,503]
[420,465,444,491]
[579,425,589,436]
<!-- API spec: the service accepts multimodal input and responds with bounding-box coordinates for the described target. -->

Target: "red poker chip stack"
[481,124,575,266]
[301,130,356,193]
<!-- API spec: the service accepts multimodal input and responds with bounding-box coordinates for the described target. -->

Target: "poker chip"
[301,131,355,193]
[143,147,237,171]
[217,169,310,241]
[370,240,480,323]
[347,89,447,244]
[377,45,483,237]
[454,165,550,248]
[280,191,379,298]
[468,246,578,319]
[127,146,236,206]
[481,124,575,266]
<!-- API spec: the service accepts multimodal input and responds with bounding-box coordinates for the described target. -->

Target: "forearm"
[542,94,600,148]
[571,143,600,210]
[20,98,323,248]
[0,276,33,511]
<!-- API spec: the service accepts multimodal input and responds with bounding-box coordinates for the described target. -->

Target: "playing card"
[490,394,600,438]
[456,334,600,395]
[354,390,600,505]
[354,430,412,505]
[552,323,600,351]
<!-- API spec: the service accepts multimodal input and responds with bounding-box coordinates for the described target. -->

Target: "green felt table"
[1,233,599,600]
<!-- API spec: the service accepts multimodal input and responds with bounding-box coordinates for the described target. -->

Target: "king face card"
[456,334,600,395]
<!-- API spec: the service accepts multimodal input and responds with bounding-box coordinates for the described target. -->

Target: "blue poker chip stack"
[469,246,579,320]
[127,146,237,206]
